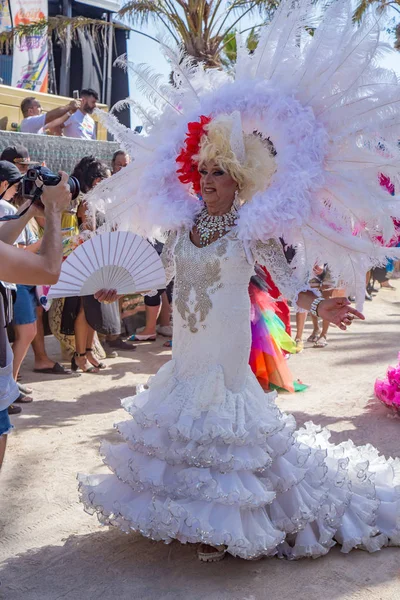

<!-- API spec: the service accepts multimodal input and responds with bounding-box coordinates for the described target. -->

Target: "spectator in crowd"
[111,150,130,174]
[20,97,80,135]
[63,89,98,140]
[128,239,173,342]
[0,172,72,468]
[14,175,76,380]
[0,162,43,404]
[0,161,21,207]
[47,156,128,373]
[1,145,35,174]
[4,149,73,378]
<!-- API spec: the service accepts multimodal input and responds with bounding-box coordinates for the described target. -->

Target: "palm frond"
[0,15,126,53]
[119,1,167,24]
[352,0,394,24]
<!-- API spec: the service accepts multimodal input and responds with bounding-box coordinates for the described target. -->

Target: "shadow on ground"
[0,528,399,600]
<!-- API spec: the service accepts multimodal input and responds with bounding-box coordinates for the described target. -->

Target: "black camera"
[22,166,80,201]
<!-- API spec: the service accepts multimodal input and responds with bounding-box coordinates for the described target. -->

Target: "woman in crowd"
[48,157,119,372]
[128,239,172,342]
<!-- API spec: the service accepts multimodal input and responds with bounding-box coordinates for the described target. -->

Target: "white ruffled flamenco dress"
[78,230,400,559]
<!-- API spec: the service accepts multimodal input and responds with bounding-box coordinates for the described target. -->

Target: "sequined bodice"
[174,231,253,331]
[170,230,255,391]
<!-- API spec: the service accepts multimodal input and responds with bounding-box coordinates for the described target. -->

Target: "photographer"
[0,170,72,469]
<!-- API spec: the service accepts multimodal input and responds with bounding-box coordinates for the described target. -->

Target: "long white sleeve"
[160,231,178,285]
[248,238,319,309]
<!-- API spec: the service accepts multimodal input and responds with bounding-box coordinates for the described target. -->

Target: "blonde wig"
[193,114,276,203]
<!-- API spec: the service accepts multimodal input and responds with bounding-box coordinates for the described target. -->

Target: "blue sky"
[125,4,400,126]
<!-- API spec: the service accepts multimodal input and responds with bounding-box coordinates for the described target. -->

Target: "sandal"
[307,333,320,343]
[33,362,72,375]
[15,392,33,403]
[128,333,156,342]
[295,339,304,353]
[314,336,328,348]
[86,348,106,369]
[197,544,226,563]
[107,339,137,351]
[8,404,22,415]
[17,382,33,395]
[71,353,99,373]
[381,282,396,290]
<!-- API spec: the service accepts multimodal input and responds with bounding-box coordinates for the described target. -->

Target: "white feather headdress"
[88,0,400,303]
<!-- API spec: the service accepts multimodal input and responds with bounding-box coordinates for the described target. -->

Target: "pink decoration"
[375,353,400,413]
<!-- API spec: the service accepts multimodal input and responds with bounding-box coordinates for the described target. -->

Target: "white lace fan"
[48,232,166,298]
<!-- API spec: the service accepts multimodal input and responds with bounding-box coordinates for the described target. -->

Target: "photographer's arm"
[0,217,61,283]
[0,174,71,285]
[0,201,38,245]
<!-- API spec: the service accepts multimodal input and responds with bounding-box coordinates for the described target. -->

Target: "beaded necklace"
[195,205,238,246]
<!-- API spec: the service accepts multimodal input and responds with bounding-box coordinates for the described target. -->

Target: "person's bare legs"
[0,435,7,470]
[294,311,307,352]
[74,305,97,372]
[158,292,171,327]
[139,305,159,336]
[86,326,105,368]
[12,322,37,380]
[31,306,56,370]
[314,288,344,347]
[308,314,321,342]
[314,319,330,347]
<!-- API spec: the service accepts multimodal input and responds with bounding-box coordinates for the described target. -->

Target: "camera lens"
[68,176,80,200]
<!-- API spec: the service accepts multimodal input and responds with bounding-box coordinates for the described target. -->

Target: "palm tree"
[118,1,280,68]
[353,1,400,23]
[221,27,260,69]
[353,1,400,49]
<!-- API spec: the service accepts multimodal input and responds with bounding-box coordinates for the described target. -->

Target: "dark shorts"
[13,285,37,326]
[0,408,12,437]
[144,282,173,307]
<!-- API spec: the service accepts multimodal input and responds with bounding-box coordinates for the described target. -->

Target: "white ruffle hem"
[78,360,400,560]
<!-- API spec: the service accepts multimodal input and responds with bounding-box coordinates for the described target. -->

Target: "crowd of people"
[0,143,175,424]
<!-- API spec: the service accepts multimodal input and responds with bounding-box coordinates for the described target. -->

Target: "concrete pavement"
[1,283,400,600]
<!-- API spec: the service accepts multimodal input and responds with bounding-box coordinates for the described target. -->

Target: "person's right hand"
[67,99,80,113]
[94,289,119,304]
[41,172,72,214]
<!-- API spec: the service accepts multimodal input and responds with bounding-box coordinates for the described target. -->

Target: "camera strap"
[0,180,20,201]
[0,187,42,222]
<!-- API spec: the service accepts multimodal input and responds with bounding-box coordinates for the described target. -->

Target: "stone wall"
[0,131,119,173]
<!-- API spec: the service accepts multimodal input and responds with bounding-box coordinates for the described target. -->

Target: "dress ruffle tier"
[78,361,400,560]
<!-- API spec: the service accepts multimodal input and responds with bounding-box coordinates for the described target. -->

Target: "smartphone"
[73,90,80,99]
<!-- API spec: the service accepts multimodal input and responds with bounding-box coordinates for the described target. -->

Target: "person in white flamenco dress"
[79,0,400,562]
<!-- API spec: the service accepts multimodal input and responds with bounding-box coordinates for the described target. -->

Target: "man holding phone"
[63,89,98,140]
